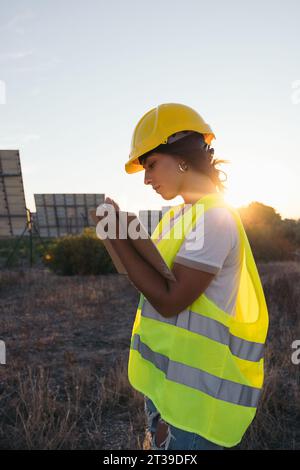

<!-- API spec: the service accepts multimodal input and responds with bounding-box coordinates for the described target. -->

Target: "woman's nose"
[144,173,152,185]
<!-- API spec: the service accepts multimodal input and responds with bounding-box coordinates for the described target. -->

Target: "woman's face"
[142,152,183,200]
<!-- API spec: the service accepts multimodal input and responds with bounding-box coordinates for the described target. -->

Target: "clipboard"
[90,206,176,282]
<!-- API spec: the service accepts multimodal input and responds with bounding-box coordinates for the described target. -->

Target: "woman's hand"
[104,197,120,213]
[89,197,120,225]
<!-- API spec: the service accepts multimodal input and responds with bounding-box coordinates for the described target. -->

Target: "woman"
[105,103,269,450]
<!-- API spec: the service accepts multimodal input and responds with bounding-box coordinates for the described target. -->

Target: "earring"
[178,162,188,172]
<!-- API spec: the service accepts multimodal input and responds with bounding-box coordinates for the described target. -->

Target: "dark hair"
[138,131,230,193]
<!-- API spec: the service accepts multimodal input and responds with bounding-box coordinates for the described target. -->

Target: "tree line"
[238,202,300,262]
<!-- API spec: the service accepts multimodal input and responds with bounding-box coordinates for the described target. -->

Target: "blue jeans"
[144,396,224,451]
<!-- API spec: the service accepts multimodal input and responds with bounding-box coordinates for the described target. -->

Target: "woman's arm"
[93,200,215,317]
[108,217,171,316]
[110,233,215,317]
[108,214,216,318]
[92,200,171,315]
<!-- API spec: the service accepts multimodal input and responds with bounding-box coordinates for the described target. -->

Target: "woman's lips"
[155,186,161,192]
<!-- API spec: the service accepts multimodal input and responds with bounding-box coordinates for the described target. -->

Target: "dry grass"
[0,263,299,449]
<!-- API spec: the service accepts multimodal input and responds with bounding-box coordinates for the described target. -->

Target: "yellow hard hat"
[125,102,215,174]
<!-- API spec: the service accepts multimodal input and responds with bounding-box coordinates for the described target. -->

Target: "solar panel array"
[0,150,27,237]
[0,148,177,241]
[34,193,105,237]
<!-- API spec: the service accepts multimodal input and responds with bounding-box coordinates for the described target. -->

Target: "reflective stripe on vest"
[141,298,264,362]
[131,333,261,408]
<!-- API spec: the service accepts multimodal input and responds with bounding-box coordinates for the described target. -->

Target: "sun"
[221,160,292,214]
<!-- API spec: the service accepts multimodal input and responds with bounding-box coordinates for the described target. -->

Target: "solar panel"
[0,150,27,237]
[34,193,105,237]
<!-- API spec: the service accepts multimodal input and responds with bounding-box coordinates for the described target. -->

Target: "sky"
[0,0,300,220]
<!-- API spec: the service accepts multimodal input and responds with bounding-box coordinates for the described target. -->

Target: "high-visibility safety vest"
[128,192,269,448]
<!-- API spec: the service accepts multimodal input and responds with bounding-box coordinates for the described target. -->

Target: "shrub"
[43,228,116,275]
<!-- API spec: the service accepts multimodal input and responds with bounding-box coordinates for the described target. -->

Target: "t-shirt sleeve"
[174,207,237,274]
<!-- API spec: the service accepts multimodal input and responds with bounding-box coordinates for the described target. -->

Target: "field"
[0,261,300,450]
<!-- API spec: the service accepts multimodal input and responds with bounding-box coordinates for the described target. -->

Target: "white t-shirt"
[173,206,241,316]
